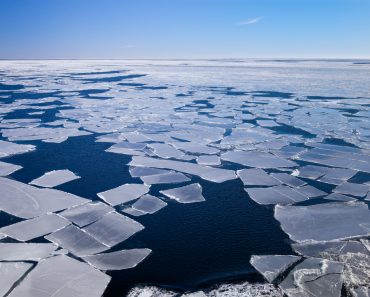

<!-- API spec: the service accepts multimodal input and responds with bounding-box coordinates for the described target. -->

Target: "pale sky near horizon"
[1,0,369,59]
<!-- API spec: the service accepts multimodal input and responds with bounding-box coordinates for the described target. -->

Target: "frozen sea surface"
[0,59,369,296]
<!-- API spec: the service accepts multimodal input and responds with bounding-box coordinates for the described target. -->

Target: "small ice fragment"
[0,262,33,296]
[0,161,22,176]
[160,183,205,203]
[275,202,370,242]
[0,243,57,261]
[333,182,369,197]
[196,155,221,166]
[131,194,167,214]
[29,169,80,188]
[0,140,35,158]
[83,212,144,247]
[45,224,109,257]
[129,166,169,177]
[97,183,150,206]
[237,169,281,186]
[0,214,70,241]
[8,255,111,297]
[270,173,306,187]
[60,202,114,227]
[140,171,190,185]
[250,255,301,283]
[83,248,151,270]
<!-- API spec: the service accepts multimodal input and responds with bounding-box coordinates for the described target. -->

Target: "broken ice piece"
[7,255,111,297]
[45,224,109,257]
[97,183,150,206]
[237,168,281,186]
[0,214,70,241]
[131,194,167,214]
[196,155,221,166]
[0,243,57,261]
[245,186,307,205]
[140,171,190,185]
[294,184,327,198]
[160,183,205,203]
[129,166,169,177]
[270,173,306,187]
[279,258,344,297]
[0,262,33,297]
[0,161,22,176]
[59,202,114,227]
[83,248,152,270]
[250,255,301,283]
[275,202,370,243]
[83,212,144,247]
[29,169,80,188]
[333,182,369,197]
[0,140,35,158]
[323,193,357,202]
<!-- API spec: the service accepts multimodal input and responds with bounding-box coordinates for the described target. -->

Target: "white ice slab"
[130,156,236,183]
[196,155,221,166]
[275,202,370,243]
[8,255,111,297]
[140,171,190,185]
[131,194,167,214]
[245,185,307,205]
[97,183,150,206]
[333,182,369,197]
[0,161,22,176]
[270,173,306,187]
[0,214,70,241]
[0,262,33,296]
[250,255,301,283]
[0,140,35,158]
[160,183,205,203]
[83,212,144,247]
[60,202,114,227]
[83,248,152,270]
[29,169,80,188]
[46,224,110,257]
[0,177,88,219]
[237,169,281,186]
[0,243,58,261]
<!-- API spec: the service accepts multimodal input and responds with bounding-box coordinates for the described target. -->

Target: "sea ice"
[237,168,281,186]
[140,171,190,185]
[160,183,205,203]
[0,161,22,176]
[0,262,33,296]
[29,169,80,188]
[97,183,150,206]
[0,243,57,261]
[131,194,168,214]
[83,248,151,270]
[0,140,35,158]
[8,255,111,297]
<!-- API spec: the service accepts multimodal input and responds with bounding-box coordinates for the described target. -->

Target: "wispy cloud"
[237,17,263,26]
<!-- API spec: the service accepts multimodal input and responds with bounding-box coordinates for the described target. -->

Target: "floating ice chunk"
[130,156,236,183]
[160,183,205,203]
[131,194,167,214]
[29,169,80,188]
[323,193,357,202]
[8,255,111,297]
[170,142,220,155]
[140,171,190,185]
[222,151,297,168]
[106,141,147,156]
[45,225,109,257]
[42,136,69,143]
[270,173,306,187]
[60,202,114,227]
[148,143,184,159]
[196,155,221,166]
[83,212,144,247]
[129,166,169,177]
[237,169,281,186]
[0,177,88,219]
[245,185,307,205]
[294,185,327,198]
[0,243,57,261]
[0,140,35,158]
[333,182,369,197]
[275,202,370,243]
[122,207,146,217]
[279,258,344,297]
[257,120,280,127]
[0,213,70,241]
[0,262,33,296]
[292,241,347,258]
[97,183,150,206]
[83,248,151,270]
[0,161,22,176]
[250,255,301,283]
[291,165,328,179]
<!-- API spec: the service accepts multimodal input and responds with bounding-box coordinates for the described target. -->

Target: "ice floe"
[97,183,150,206]
[0,262,33,296]
[160,183,205,203]
[0,161,22,176]
[29,169,80,188]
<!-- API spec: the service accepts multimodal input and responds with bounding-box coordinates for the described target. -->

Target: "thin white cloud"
[237,17,263,26]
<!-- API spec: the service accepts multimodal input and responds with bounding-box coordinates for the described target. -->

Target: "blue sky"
[0,0,369,59]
